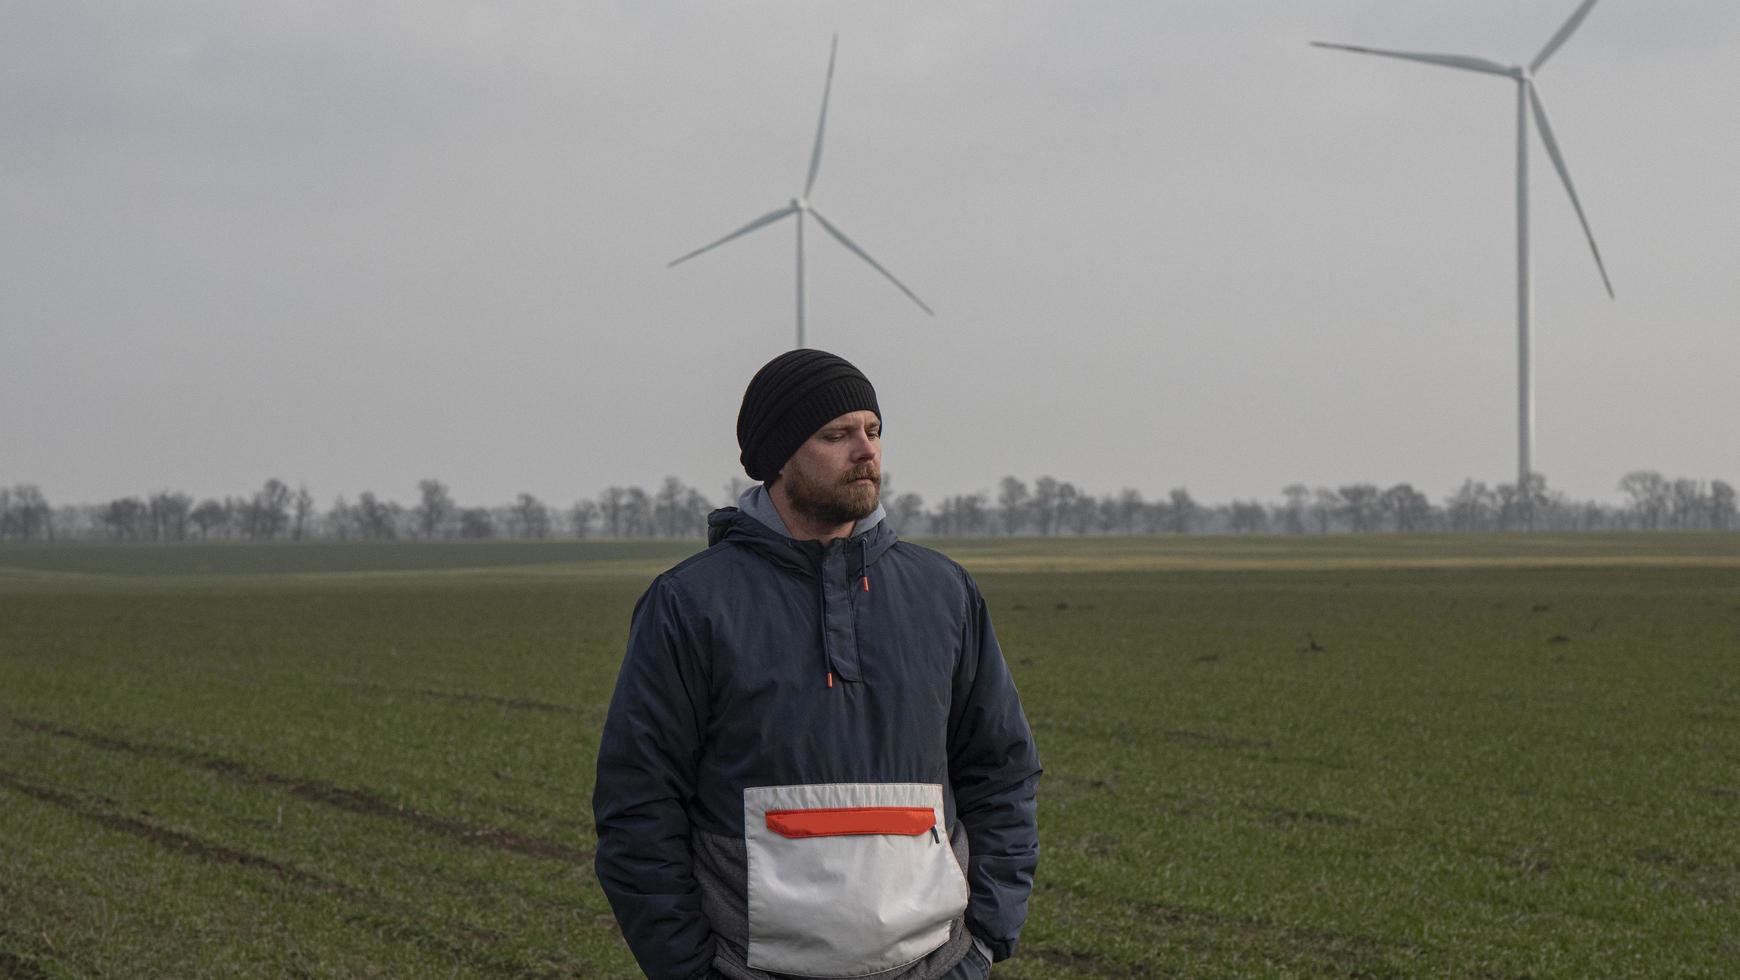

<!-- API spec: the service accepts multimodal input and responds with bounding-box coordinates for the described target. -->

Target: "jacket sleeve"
[593,575,718,980]
[946,570,1042,963]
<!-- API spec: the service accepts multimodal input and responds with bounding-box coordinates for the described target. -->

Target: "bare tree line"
[916,473,1736,536]
[1,470,1734,544]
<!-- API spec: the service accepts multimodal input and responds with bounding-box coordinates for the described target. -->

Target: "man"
[594,349,1041,980]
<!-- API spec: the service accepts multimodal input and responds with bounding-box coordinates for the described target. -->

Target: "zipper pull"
[930,825,940,844]
[826,671,834,689]
[861,575,869,592]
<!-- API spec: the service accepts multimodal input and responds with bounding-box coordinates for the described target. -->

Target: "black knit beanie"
[737,349,880,482]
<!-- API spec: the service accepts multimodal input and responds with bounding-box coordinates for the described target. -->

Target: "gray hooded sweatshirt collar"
[735,483,885,541]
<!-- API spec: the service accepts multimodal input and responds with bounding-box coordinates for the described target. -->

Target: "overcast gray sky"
[4,1,1736,509]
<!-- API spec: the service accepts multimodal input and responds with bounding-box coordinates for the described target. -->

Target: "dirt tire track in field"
[0,769,573,979]
[1043,880,1422,977]
[0,907,51,980]
[1025,947,1154,978]
[1160,728,1271,751]
[11,718,589,864]
[1127,896,1406,967]
[0,947,50,980]
[1050,720,1275,752]
[0,768,357,896]
[0,880,52,980]
[1240,801,1364,827]
[392,686,576,715]
[343,681,577,715]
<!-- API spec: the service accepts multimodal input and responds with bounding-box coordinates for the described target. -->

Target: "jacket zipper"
[765,806,937,838]
[823,537,870,689]
[818,551,831,689]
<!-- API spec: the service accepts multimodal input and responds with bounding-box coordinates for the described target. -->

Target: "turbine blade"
[667,205,797,267]
[1531,0,1600,73]
[807,207,935,316]
[1529,81,1614,298]
[1310,41,1515,78]
[803,35,839,198]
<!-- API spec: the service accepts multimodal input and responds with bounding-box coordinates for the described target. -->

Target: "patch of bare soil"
[358,683,577,715]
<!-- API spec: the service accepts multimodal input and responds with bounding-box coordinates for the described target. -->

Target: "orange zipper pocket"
[765,806,936,839]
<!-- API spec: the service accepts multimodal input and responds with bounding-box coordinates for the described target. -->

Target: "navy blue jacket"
[593,505,1040,980]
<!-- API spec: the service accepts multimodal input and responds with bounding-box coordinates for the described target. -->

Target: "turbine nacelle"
[667,34,934,348]
[1311,7,1611,299]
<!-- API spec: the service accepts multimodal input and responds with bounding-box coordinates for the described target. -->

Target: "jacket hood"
[707,484,897,578]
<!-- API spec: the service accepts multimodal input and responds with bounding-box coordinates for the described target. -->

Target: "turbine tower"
[1314,0,1614,519]
[668,35,934,349]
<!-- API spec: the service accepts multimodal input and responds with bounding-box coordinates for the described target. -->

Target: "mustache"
[844,467,881,485]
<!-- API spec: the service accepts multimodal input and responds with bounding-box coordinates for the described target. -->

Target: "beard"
[784,462,881,528]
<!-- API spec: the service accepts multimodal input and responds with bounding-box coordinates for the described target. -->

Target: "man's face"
[777,410,882,526]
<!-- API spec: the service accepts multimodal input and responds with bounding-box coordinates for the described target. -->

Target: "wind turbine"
[668,35,934,349]
[1313,0,1614,517]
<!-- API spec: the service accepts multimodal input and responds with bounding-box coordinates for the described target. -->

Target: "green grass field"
[2,535,1737,978]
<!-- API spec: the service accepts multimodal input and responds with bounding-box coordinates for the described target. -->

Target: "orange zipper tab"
[861,575,870,592]
[826,671,834,689]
